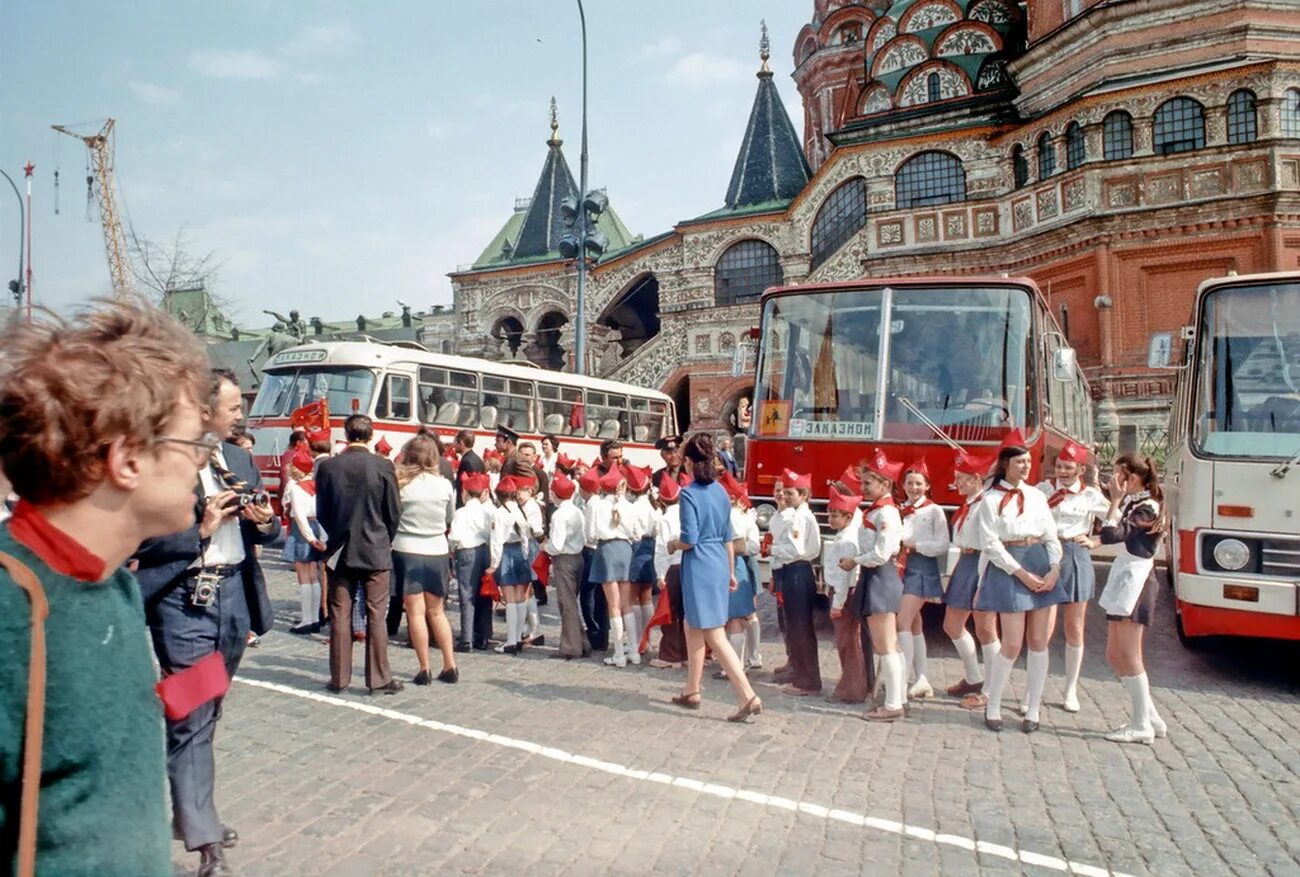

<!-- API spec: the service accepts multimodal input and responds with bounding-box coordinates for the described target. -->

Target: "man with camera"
[134,368,279,877]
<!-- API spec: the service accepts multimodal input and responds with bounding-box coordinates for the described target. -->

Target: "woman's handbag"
[0,550,48,877]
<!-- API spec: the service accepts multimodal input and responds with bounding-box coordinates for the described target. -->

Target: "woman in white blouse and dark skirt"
[1098,453,1170,744]
[1035,440,1109,713]
[974,430,1064,733]
[896,457,949,700]
[393,433,459,684]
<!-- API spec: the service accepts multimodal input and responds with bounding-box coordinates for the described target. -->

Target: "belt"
[1002,538,1041,547]
[186,564,241,579]
[598,538,626,545]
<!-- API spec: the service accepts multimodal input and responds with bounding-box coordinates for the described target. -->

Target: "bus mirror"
[1052,347,1076,382]
[1147,332,1174,368]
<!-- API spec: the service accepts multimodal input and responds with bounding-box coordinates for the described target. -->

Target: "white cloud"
[129,80,182,106]
[188,50,282,80]
[637,36,682,60]
[663,51,751,88]
[282,22,358,55]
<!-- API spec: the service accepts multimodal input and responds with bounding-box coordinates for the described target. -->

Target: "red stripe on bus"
[1177,599,1300,641]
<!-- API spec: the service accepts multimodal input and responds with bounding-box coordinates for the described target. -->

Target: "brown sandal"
[671,692,702,710]
[727,695,763,723]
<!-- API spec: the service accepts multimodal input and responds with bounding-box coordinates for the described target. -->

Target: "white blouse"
[625,494,660,541]
[653,504,682,580]
[730,507,761,557]
[544,500,586,556]
[769,504,820,563]
[821,524,859,607]
[950,493,985,551]
[584,494,634,543]
[1035,479,1110,540]
[489,501,529,568]
[974,480,1063,574]
[448,497,493,550]
[900,499,950,558]
[393,472,455,556]
[854,502,902,569]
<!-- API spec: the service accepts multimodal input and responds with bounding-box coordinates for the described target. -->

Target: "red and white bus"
[1156,272,1300,645]
[742,276,1094,534]
[244,339,677,500]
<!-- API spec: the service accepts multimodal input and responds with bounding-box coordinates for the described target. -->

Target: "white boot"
[604,615,627,667]
[1062,643,1084,713]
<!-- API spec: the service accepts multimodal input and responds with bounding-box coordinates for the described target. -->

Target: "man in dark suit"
[135,368,280,877]
[316,414,403,695]
[453,428,484,506]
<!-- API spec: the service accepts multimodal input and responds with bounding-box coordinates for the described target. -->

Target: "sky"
[1,1,811,327]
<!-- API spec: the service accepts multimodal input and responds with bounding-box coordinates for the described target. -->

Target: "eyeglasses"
[157,432,222,461]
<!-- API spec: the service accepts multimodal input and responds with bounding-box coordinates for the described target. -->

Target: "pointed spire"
[548,96,560,145]
[723,23,812,211]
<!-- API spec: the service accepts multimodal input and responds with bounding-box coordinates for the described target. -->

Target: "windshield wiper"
[1271,446,1300,479]
[895,396,965,452]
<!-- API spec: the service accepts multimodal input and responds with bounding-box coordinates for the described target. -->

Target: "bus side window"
[419,366,478,426]
[630,396,665,443]
[377,373,413,421]
[538,383,583,436]
[587,391,628,439]
[483,376,534,432]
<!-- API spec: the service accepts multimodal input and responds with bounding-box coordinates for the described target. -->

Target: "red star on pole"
[23,162,34,177]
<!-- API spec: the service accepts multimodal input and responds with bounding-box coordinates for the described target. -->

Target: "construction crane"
[52,118,133,297]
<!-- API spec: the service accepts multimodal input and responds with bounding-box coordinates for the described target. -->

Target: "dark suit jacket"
[315,446,400,571]
[455,449,485,504]
[134,441,281,635]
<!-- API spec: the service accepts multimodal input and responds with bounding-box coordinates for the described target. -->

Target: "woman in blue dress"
[669,433,762,722]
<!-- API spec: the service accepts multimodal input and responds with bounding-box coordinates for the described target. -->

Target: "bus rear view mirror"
[1052,347,1076,382]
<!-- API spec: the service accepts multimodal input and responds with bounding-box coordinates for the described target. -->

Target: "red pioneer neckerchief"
[1047,480,1081,509]
[7,498,107,581]
[951,492,983,534]
[996,482,1026,517]
[899,497,931,518]
[860,495,896,532]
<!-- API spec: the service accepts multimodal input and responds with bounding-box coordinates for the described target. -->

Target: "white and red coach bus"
[742,276,1094,535]
[1153,272,1300,645]
[244,339,676,499]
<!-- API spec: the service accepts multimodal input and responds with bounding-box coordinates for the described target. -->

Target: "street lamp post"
[0,168,24,315]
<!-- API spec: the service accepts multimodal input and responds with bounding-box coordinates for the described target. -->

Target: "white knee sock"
[1063,643,1084,706]
[882,652,906,710]
[639,602,654,641]
[745,617,762,665]
[505,602,521,646]
[525,595,540,636]
[298,583,314,624]
[982,640,1001,693]
[728,632,746,667]
[952,631,982,684]
[608,615,625,656]
[984,652,1014,720]
[623,611,638,649]
[1122,673,1153,731]
[913,632,928,681]
[1024,649,1050,722]
[898,632,915,683]
[311,581,322,619]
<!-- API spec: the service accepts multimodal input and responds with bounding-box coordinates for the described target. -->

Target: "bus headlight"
[1212,538,1251,571]
[755,503,777,529]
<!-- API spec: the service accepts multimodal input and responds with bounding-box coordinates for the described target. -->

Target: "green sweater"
[0,527,170,877]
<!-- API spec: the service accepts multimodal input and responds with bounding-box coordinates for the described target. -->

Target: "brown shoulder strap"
[0,550,47,877]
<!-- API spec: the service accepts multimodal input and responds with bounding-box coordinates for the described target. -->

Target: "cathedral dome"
[856,0,1022,118]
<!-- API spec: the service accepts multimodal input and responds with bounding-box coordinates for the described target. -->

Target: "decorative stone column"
[1133,117,1154,157]
[1093,293,1120,438]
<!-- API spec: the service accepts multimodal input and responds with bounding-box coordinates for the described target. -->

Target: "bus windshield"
[250,367,377,419]
[752,285,1033,443]
[1193,281,1300,458]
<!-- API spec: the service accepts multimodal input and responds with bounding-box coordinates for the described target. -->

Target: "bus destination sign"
[788,419,875,439]
[270,348,328,365]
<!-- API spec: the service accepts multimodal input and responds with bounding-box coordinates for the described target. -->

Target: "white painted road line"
[235,676,1130,877]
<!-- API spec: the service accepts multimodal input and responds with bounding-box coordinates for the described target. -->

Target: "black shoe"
[1022,719,1040,734]
[197,843,232,877]
[370,681,405,695]
[325,682,346,694]
[454,642,471,653]
[221,826,238,849]
[528,634,545,647]
[289,622,314,635]
[472,641,490,651]
[412,670,432,686]
[437,667,459,684]
[985,715,1003,732]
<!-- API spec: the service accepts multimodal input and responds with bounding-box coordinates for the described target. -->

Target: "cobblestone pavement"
[173,555,1300,876]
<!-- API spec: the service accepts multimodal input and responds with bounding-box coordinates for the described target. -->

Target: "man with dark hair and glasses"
[134,367,280,877]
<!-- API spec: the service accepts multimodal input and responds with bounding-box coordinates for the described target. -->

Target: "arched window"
[1227,89,1257,144]
[810,177,868,270]
[1102,110,1133,160]
[1065,122,1086,170]
[927,72,941,103]
[895,151,966,208]
[1281,88,1300,138]
[1012,144,1028,189]
[715,240,783,306]
[1037,131,1056,180]
[1154,97,1206,155]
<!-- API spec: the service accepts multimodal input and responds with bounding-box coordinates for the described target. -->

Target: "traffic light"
[559,189,608,261]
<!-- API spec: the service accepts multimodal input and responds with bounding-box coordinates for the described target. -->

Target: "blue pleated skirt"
[902,553,944,600]
[495,542,532,586]
[854,561,903,617]
[285,520,326,563]
[944,552,981,610]
[1058,540,1096,603]
[628,536,657,584]
[591,538,632,583]
[726,554,757,620]
[974,543,1066,613]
